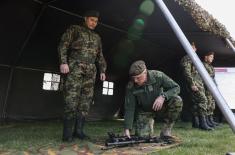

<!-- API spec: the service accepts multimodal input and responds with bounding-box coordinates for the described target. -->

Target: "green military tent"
[0,0,235,122]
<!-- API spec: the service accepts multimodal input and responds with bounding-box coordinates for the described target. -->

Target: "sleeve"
[95,36,107,73]
[124,86,136,129]
[211,65,215,78]
[204,63,217,85]
[160,72,180,100]
[181,57,195,86]
[211,65,217,85]
[58,25,78,64]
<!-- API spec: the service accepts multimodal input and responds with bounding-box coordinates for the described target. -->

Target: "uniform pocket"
[71,38,83,50]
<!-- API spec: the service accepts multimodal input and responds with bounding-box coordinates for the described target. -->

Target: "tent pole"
[1,68,14,124]
[226,38,235,53]
[0,64,59,74]
[154,0,235,133]
[15,4,48,65]
[0,3,48,123]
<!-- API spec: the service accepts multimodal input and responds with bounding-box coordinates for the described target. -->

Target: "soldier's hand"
[60,64,70,74]
[191,85,198,92]
[100,73,106,81]
[124,129,131,138]
[152,96,165,111]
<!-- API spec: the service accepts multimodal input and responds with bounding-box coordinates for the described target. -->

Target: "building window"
[43,73,60,91]
[102,81,114,95]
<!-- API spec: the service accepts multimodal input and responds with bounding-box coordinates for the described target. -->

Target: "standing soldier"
[180,42,213,130]
[124,60,183,138]
[58,10,107,142]
[203,52,219,127]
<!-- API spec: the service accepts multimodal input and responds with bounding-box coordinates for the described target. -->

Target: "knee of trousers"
[135,113,154,137]
[78,98,93,112]
[168,96,183,109]
[64,102,78,117]
[165,96,183,120]
[64,110,76,119]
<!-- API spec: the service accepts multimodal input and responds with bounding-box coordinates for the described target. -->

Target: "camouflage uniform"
[180,55,207,117]
[58,24,107,119]
[203,62,216,115]
[124,70,183,136]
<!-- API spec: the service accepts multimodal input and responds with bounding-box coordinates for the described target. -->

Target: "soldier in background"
[58,10,107,142]
[203,52,219,127]
[180,42,213,130]
[124,60,183,138]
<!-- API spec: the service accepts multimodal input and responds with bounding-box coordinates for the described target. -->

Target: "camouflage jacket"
[203,61,216,85]
[180,55,203,88]
[124,70,180,129]
[58,24,107,73]
[203,62,215,78]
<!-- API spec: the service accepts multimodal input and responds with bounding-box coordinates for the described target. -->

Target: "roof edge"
[175,0,235,46]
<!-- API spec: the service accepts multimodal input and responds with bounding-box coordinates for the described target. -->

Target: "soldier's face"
[205,54,214,64]
[132,70,147,86]
[85,17,98,30]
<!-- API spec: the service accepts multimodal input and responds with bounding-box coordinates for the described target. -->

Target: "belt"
[76,56,95,64]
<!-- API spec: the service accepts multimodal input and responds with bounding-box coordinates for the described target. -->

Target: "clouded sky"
[195,0,235,38]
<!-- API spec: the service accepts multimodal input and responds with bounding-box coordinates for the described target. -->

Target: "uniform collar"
[82,23,94,32]
[146,70,156,85]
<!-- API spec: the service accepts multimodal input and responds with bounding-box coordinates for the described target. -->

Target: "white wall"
[215,67,235,109]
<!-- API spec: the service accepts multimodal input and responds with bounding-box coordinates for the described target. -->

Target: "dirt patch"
[1,136,182,155]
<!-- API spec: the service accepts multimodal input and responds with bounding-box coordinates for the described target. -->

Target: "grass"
[0,120,235,155]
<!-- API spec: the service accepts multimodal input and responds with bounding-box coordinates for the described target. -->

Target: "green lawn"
[0,120,235,155]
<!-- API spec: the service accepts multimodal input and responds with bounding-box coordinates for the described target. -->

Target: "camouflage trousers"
[191,86,208,116]
[135,96,183,137]
[205,89,215,115]
[63,63,96,119]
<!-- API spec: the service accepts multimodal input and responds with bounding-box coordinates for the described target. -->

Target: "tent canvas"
[0,0,235,121]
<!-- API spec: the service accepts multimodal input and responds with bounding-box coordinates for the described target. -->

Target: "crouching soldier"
[123,60,183,138]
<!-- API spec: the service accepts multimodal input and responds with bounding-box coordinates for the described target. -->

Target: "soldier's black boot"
[62,118,74,142]
[206,115,215,128]
[192,116,200,128]
[199,115,214,131]
[209,115,220,126]
[73,114,90,140]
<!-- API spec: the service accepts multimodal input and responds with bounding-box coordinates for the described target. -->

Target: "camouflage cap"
[84,10,100,18]
[129,60,146,76]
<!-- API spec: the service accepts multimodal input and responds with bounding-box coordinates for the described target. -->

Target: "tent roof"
[1,0,235,73]
[1,0,235,121]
